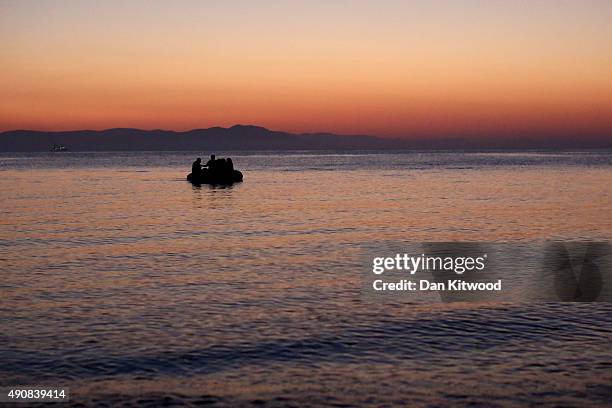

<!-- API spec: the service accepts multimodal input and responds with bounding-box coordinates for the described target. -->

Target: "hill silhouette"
[0,125,610,151]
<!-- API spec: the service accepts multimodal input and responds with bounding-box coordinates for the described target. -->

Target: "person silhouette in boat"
[192,157,203,178]
[217,158,227,175]
[205,154,216,173]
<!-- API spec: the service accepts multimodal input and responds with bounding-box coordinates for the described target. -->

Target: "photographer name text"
[371,253,502,292]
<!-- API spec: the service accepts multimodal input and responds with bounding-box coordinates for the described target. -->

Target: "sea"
[1,151,611,407]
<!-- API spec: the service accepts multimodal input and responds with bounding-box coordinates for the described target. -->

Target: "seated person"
[205,154,216,170]
[216,158,228,176]
[192,157,203,177]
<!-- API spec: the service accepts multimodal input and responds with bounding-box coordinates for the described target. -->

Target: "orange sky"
[1,1,611,138]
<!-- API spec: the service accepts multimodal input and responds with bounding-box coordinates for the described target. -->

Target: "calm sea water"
[1,151,611,407]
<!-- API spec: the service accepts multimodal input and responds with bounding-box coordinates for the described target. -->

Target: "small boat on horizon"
[187,156,243,185]
[51,144,68,152]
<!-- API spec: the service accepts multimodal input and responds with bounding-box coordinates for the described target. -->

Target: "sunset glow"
[2,0,611,139]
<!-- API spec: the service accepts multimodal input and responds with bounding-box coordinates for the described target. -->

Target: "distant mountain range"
[0,125,610,151]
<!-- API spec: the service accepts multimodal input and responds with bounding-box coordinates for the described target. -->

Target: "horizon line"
[4,126,612,142]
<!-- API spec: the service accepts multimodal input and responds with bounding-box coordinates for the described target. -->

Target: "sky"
[1,0,611,139]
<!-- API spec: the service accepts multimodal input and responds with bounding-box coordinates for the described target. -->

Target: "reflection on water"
[0,151,611,406]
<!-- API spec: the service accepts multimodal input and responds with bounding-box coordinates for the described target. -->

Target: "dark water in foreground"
[1,151,611,407]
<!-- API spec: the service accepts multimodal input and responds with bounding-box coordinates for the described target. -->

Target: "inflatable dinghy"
[187,169,243,185]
